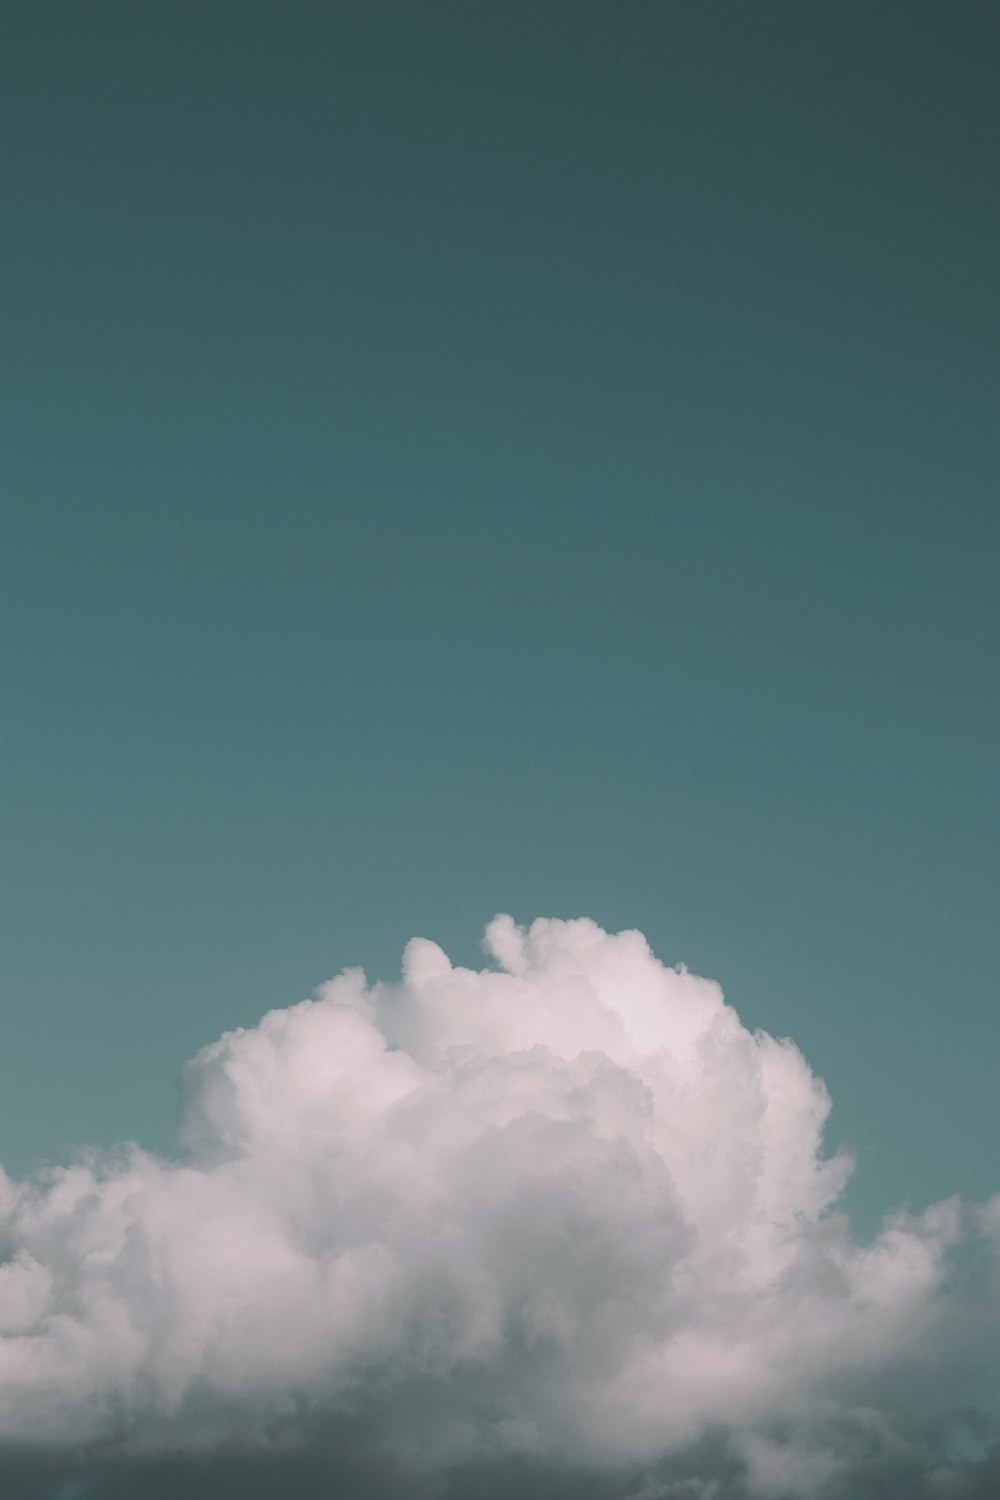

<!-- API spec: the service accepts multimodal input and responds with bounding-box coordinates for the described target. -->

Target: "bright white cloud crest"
[0,919,995,1495]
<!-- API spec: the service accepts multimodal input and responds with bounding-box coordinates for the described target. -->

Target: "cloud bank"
[2,917,999,1497]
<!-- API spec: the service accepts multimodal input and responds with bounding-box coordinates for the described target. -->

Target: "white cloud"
[0,917,997,1496]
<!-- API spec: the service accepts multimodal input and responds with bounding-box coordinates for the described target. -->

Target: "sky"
[1,2,999,1496]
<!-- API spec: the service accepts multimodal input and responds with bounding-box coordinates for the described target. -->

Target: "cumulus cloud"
[1,917,998,1498]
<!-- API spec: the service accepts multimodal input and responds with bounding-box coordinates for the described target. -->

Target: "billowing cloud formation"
[1,918,999,1498]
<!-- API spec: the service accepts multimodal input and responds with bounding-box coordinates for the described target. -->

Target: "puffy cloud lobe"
[0,917,998,1497]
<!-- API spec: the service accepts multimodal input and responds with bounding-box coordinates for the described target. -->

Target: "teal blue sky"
[2,0,998,1236]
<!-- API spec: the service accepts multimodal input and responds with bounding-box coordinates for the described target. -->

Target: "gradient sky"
[2,0,998,1254]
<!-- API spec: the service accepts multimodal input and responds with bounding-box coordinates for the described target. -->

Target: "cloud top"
[1,918,997,1496]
